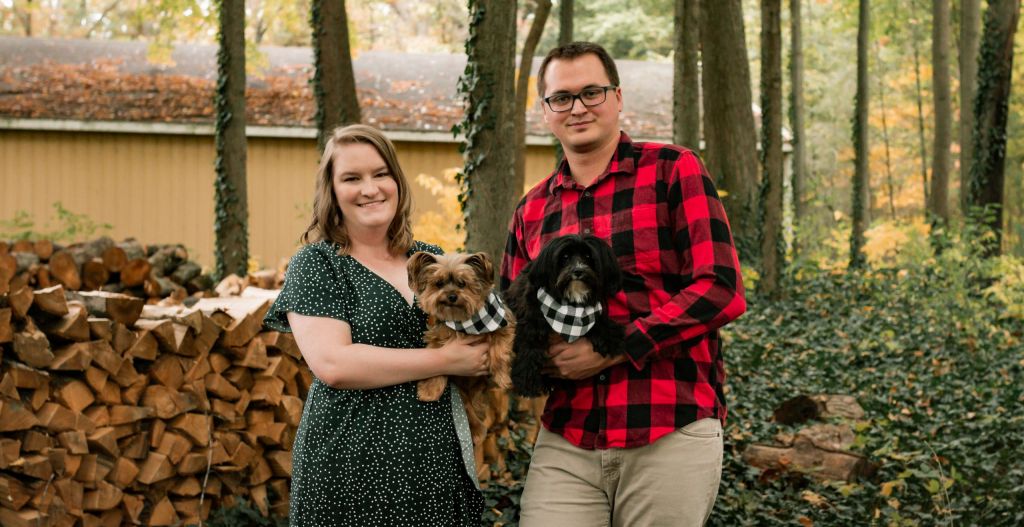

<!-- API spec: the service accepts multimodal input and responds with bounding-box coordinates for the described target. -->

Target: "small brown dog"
[407,251,514,443]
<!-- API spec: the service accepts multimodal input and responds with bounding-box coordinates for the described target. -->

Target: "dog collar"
[443,291,510,335]
[536,287,602,343]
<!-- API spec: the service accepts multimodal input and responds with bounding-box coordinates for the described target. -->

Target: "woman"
[264,124,487,526]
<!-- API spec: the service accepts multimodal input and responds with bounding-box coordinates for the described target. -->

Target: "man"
[500,42,747,526]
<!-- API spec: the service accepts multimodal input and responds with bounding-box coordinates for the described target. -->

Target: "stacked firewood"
[0,279,309,525]
[0,237,215,305]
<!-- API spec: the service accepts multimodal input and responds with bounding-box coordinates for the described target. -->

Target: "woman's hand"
[441,336,490,377]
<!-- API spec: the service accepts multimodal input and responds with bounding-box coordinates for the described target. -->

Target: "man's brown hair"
[536,41,620,98]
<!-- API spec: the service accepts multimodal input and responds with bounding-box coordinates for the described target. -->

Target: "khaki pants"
[519,418,723,527]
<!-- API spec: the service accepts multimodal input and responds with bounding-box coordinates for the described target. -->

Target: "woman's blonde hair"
[301,124,413,255]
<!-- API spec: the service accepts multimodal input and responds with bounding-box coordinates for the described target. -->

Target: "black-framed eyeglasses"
[543,85,618,112]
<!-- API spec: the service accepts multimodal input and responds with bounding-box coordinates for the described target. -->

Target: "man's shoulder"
[630,139,697,162]
[515,172,559,212]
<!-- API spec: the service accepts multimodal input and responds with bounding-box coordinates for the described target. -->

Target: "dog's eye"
[455,279,466,288]
[435,279,445,288]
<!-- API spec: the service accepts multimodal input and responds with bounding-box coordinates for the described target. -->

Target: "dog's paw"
[417,376,448,401]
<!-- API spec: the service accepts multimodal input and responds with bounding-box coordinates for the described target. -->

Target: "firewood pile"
[0,237,216,306]
[1,244,307,525]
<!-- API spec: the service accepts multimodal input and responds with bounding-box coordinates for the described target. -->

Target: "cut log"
[122,493,145,524]
[186,273,215,294]
[82,480,122,511]
[0,508,47,527]
[54,380,95,413]
[13,324,54,368]
[36,402,96,433]
[265,450,292,477]
[247,269,279,290]
[147,495,179,526]
[75,454,113,483]
[140,305,204,332]
[33,285,69,316]
[773,394,866,425]
[87,427,120,458]
[120,259,151,288]
[194,297,270,347]
[0,398,40,431]
[110,457,139,487]
[39,302,90,342]
[33,240,54,260]
[57,431,90,455]
[0,261,11,296]
[49,250,82,290]
[149,355,184,390]
[142,385,197,420]
[742,434,878,482]
[4,361,49,389]
[251,377,284,406]
[9,454,53,479]
[108,405,154,425]
[125,331,158,360]
[50,342,96,371]
[12,251,40,274]
[148,245,188,277]
[170,261,202,286]
[87,317,112,341]
[111,322,136,354]
[66,291,144,326]
[229,338,269,369]
[170,413,210,446]
[100,245,127,273]
[136,452,175,485]
[81,258,110,291]
[3,285,35,319]
[155,432,192,464]
[0,307,10,343]
[177,453,209,475]
[259,331,301,360]
[204,373,241,401]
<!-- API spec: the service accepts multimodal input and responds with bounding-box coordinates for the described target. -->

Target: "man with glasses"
[500,41,746,526]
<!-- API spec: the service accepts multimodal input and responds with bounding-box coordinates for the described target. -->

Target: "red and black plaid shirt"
[500,132,746,450]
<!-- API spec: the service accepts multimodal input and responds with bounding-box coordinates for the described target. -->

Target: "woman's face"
[331,142,399,234]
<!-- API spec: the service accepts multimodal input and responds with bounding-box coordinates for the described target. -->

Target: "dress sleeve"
[263,243,352,332]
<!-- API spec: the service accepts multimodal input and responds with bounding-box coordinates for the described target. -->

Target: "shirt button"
[583,191,591,197]
[599,374,606,381]
[583,228,591,234]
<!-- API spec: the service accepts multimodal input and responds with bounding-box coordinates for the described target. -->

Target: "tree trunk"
[558,0,573,46]
[759,0,784,298]
[959,0,981,213]
[789,0,808,246]
[515,0,552,197]
[213,0,249,280]
[849,0,870,269]
[875,41,896,220]
[458,0,518,274]
[967,0,1020,257]
[674,0,701,150]
[699,0,761,261]
[929,0,952,230]
[311,0,361,153]
[912,3,930,208]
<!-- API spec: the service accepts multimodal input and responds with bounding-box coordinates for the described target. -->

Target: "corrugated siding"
[1,129,557,268]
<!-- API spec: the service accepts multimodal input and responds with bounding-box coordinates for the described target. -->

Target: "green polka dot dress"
[264,240,484,526]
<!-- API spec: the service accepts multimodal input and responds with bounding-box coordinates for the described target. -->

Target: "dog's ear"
[529,236,568,289]
[407,251,437,294]
[586,236,622,293]
[463,252,494,286]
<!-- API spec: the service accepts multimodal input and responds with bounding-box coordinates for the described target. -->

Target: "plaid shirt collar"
[443,291,510,335]
[548,131,637,194]
[536,287,603,343]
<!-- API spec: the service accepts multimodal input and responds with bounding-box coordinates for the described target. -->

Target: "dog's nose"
[571,269,586,279]
[447,294,458,302]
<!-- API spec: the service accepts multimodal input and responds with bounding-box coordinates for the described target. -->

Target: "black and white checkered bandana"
[443,291,510,335]
[536,287,602,343]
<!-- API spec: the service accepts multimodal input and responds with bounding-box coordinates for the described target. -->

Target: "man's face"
[541,54,622,155]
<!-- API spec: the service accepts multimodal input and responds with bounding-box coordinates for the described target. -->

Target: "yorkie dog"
[505,234,625,397]
[407,251,515,444]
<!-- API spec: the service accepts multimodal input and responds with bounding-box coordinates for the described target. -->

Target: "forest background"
[2,0,1024,525]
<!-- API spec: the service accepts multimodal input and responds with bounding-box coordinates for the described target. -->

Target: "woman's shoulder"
[287,241,348,277]
[409,240,444,256]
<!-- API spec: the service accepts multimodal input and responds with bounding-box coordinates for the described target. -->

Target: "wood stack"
[741,394,879,482]
[0,238,215,305]
[0,282,309,525]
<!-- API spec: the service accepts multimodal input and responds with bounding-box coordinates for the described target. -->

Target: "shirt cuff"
[623,323,656,370]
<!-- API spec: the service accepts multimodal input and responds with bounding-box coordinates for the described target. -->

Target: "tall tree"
[929,0,952,234]
[967,0,1020,257]
[456,0,518,271]
[911,2,930,208]
[311,0,361,153]
[699,0,760,260]
[213,0,249,279]
[789,0,808,242]
[959,0,981,213]
[849,0,870,269]
[514,0,552,197]
[558,0,573,45]
[759,0,784,297]
[673,0,701,150]
[875,41,897,220]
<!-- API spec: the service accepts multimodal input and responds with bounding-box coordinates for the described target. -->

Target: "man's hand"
[542,337,627,380]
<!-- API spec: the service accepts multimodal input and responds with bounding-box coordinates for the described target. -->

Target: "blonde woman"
[264,124,486,526]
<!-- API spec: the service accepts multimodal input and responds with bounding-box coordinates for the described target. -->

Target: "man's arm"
[622,150,747,369]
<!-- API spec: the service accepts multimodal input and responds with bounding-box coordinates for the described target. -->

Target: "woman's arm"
[287,312,490,390]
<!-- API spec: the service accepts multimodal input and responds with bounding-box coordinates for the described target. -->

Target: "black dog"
[505,234,625,397]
